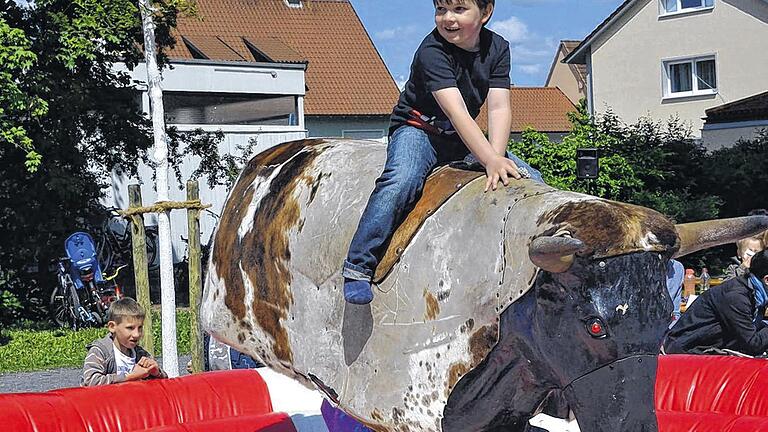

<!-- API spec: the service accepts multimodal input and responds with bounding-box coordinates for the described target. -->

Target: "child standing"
[343,0,543,304]
[81,297,166,386]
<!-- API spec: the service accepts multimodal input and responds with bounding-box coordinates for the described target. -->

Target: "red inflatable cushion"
[0,369,283,432]
[656,355,768,431]
[657,411,768,432]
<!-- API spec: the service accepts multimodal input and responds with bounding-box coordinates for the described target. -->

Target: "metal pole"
[139,0,178,377]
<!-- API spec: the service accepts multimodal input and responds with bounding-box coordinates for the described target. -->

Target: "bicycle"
[97,207,159,274]
[49,253,127,330]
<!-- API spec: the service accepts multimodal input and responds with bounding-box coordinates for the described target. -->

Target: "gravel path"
[0,355,191,393]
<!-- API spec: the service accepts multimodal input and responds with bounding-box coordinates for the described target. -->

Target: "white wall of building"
[306,116,390,142]
[104,60,307,260]
[701,120,768,150]
[589,0,768,136]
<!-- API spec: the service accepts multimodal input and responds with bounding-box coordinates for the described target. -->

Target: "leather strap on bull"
[373,166,484,283]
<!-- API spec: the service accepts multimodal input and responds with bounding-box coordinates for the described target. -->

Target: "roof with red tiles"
[167,0,400,116]
[476,87,577,133]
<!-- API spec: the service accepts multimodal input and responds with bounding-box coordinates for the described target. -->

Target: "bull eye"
[586,318,607,338]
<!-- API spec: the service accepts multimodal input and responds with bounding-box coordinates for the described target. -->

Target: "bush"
[0,309,191,373]
[702,130,768,218]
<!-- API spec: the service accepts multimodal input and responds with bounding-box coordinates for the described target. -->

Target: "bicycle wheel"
[50,287,74,329]
[145,228,159,271]
[98,234,115,273]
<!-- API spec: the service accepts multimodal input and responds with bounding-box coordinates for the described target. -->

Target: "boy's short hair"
[433,0,495,15]
[752,250,768,280]
[107,297,145,323]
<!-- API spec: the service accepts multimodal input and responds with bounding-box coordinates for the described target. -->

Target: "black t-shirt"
[389,27,511,137]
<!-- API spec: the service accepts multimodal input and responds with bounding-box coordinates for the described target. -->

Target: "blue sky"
[350,0,624,87]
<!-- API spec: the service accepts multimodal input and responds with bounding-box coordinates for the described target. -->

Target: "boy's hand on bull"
[484,155,522,192]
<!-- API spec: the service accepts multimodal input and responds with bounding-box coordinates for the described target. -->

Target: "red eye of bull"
[586,318,607,338]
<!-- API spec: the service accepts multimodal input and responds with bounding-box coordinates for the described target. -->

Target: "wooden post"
[129,184,153,354]
[187,180,204,373]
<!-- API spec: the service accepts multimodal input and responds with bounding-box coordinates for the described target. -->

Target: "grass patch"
[0,309,191,373]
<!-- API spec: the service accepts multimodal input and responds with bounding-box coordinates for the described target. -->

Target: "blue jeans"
[343,126,543,281]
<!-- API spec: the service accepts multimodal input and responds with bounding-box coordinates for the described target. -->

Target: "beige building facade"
[566,0,768,138]
[545,41,588,105]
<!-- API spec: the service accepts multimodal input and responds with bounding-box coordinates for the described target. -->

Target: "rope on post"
[123,186,211,370]
[119,200,211,217]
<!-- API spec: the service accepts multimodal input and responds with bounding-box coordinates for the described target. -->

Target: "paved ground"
[0,355,191,393]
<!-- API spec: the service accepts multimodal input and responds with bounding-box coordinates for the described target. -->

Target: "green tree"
[702,130,768,218]
[0,13,45,171]
[0,0,224,326]
[508,105,643,202]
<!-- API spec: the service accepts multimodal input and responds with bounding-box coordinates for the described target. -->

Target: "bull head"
[454,212,768,431]
[529,215,768,273]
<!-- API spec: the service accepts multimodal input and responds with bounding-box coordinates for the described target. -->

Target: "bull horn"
[529,236,585,273]
[675,215,768,258]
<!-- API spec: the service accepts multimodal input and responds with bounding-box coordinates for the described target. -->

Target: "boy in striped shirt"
[81,297,166,386]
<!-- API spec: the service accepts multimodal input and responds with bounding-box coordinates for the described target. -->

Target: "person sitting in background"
[82,297,166,386]
[727,236,765,279]
[666,259,685,328]
[664,250,768,356]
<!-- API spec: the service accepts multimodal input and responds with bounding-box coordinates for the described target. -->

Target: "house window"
[284,0,302,7]
[661,0,713,14]
[164,92,299,126]
[663,57,717,97]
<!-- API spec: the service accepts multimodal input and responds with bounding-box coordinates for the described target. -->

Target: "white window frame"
[662,55,717,99]
[284,0,302,8]
[659,0,714,17]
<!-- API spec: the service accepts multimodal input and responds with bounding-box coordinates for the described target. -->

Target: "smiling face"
[109,316,144,355]
[434,0,492,51]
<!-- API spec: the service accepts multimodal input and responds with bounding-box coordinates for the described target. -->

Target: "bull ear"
[675,215,768,258]
[529,236,585,273]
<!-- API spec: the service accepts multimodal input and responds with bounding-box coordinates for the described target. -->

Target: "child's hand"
[137,356,161,376]
[743,249,757,268]
[484,155,522,192]
[128,363,152,380]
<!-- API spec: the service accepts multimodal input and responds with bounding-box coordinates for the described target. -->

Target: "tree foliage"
[702,130,768,218]
[0,13,45,171]
[0,0,225,327]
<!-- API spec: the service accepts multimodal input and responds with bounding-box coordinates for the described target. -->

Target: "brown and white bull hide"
[198,139,753,431]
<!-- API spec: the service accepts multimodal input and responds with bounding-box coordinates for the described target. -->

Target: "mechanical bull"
[200,139,768,432]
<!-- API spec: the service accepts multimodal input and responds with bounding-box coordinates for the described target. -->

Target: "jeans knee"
[379,171,424,201]
[398,172,425,196]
